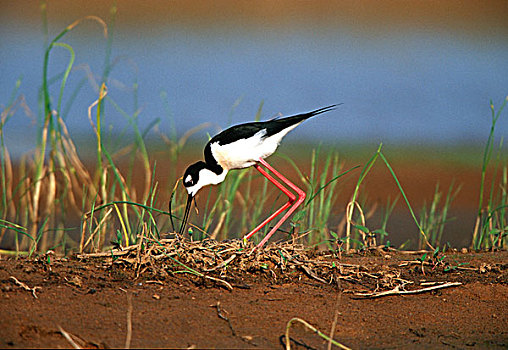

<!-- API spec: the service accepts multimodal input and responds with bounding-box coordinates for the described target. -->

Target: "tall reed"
[472,97,507,250]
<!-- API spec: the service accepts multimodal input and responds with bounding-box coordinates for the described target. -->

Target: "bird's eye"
[184,174,193,186]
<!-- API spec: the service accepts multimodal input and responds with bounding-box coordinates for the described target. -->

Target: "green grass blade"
[378,151,433,250]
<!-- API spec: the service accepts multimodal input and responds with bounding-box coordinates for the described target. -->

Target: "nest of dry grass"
[77,236,470,297]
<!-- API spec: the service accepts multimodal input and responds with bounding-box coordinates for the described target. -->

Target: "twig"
[9,276,41,299]
[400,260,479,272]
[135,225,147,278]
[57,325,82,349]
[214,301,236,336]
[376,246,431,255]
[125,293,133,349]
[300,265,327,284]
[77,244,138,258]
[354,282,462,299]
[328,277,342,350]
[399,260,432,267]
[164,249,233,291]
[204,254,236,272]
[285,317,351,350]
[204,275,233,291]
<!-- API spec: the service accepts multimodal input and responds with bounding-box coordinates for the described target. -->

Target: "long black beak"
[179,193,193,235]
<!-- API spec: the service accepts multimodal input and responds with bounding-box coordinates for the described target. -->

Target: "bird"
[179,104,340,249]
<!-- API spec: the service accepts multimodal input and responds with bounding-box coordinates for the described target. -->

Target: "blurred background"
[1,0,507,156]
[1,0,507,249]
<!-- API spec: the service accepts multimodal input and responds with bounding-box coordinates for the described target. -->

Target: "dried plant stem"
[125,293,133,349]
[57,325,82,349]
[9,276,41,299]
[354,281,462,299]
[328,278,342,350]
[345,200,366,250]
[285,317,351,350]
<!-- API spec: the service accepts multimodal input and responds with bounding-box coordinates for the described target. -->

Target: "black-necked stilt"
[179,104,340,249]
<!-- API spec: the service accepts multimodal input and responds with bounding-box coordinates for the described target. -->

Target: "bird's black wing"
[208,122,266,146]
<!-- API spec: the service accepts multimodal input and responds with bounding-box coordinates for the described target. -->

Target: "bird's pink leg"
[243,165,294,239]
[243,158,306,249]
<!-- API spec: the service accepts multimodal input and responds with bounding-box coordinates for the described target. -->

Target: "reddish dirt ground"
[1,155,506,348]
[1,250,506,349]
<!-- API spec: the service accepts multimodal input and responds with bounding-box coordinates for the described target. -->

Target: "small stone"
[461,248,468,254]
[153,294,160,300]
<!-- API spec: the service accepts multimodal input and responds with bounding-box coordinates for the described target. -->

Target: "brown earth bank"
[0,248,506,349]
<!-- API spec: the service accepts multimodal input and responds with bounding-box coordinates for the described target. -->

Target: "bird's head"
[179,161,227,235]
[182,161,208,197]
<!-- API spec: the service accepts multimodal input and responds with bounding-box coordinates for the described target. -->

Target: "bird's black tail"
[305,104,342,118]
[266,103,342,135]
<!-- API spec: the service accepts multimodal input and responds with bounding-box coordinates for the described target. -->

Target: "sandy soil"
[1,249,506,349]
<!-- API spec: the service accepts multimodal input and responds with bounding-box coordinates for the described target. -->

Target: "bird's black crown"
[182,161,207,187]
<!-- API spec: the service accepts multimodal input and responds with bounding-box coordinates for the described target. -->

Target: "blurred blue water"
[1,17,507,158]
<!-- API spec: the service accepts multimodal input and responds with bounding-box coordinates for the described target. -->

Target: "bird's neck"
[201,166,228,186]
[205,155,225,175]
[204,143,225,175]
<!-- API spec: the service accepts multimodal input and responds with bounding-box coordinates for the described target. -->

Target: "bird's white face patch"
[184,175,192,184]
[185,168,228,197]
